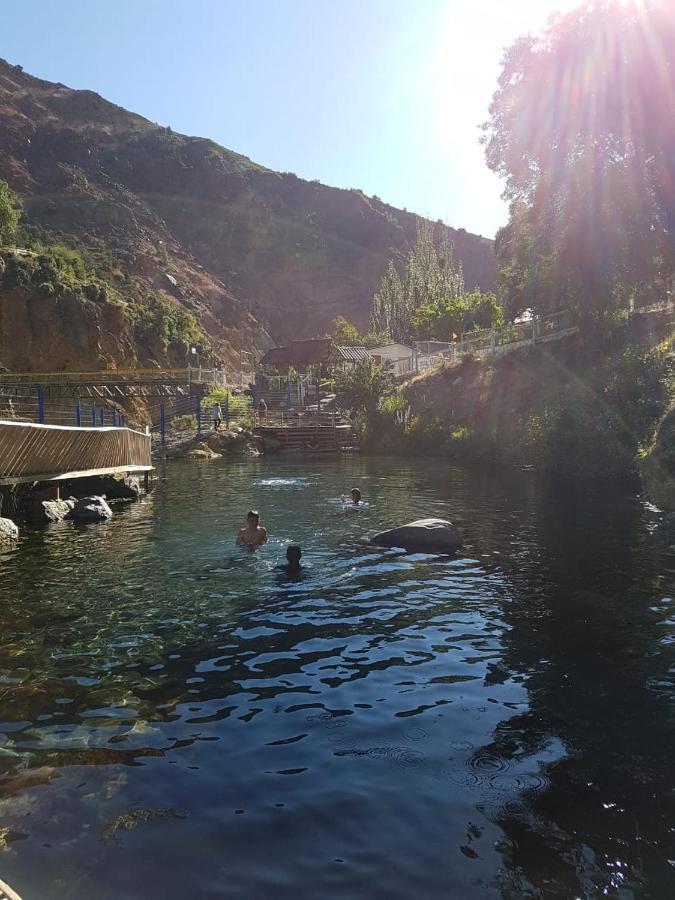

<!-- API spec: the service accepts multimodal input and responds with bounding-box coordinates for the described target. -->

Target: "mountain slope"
[0,58,496,370]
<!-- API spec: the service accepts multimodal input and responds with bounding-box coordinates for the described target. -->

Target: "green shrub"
[132,293,203,350]
[172,414,197,431]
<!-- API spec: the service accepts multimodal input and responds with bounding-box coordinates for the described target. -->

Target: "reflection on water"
[0,457,674,898]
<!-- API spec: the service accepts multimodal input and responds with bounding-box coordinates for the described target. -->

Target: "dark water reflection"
[0,457,673,898]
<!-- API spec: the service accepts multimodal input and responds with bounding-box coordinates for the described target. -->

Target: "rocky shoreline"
[0,474,144,545]
[153,427,272,460]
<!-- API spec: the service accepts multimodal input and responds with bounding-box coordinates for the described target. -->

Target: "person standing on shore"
[211,402,223,431]
[236,510,268,548]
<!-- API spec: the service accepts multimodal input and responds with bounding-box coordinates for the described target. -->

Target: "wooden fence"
[0,421,153,485]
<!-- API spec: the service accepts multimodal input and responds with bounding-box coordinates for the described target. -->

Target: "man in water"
[341,487,362,505]
[236,510,268,548]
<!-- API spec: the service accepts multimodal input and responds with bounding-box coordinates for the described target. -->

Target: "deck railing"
[0,421,152,485]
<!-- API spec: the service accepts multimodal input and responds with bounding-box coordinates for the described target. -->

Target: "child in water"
[280,545,303,575]
[341,487,362,505]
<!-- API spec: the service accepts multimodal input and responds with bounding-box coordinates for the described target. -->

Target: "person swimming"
[278,544,303,576]
[236,510,268,548]
[341,487,362,505]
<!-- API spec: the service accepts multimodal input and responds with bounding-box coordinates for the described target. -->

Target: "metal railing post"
[160,403,166,445]
[91,404,97,426]
[99,407,105,427]
[76,399,81,427]
[195,395,202,432]
[224,393,230,429]
[37,388,45,424]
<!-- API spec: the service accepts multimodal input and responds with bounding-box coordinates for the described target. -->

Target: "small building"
[370,343,417,377]
[260,340,371,372]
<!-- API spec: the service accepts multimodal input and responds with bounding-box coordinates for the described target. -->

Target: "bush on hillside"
[132,293,203,351]
[0,180,20,246]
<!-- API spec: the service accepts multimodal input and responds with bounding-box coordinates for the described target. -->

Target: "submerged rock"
[69,496,113,522]
[0,517,19,544]
[371,518,462,553]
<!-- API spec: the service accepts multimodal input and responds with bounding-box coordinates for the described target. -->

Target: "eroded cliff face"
[0,58,496,371]
[0,284,134,372]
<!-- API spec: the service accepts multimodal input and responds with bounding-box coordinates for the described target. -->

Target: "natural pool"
[0,456,674,898]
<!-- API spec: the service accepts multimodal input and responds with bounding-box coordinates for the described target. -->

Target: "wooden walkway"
[0,420,153,485]
[0,878,22,900]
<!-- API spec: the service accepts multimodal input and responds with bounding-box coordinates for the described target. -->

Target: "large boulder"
[371,518,462,553]
[25,499,75,525]
[69,496,113,522]
[0,517,19,544]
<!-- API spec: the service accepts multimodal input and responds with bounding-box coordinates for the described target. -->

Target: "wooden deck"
[0,420,153,485]
[255,423,357,453]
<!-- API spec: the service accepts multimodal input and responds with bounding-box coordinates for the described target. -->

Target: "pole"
[76,399,81,427]
[99,407,105,427]
[195,395,202,432]
[160,403,166,445]
[37,388,45,424]
[224,393,230,429]
[91,404,97,426]
[316,364,321,424]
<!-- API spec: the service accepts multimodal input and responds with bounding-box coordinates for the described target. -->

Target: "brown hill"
[0,58,496,371]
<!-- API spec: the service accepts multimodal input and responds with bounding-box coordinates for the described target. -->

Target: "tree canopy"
[483,0,675,321]
[0,180,20,246]
[330,316,361,346]
[371,221,502,341]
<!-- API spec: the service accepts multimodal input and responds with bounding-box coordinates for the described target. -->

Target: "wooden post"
[37,388,45,424]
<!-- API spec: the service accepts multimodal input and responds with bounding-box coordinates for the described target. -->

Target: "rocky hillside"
[0,58,496,370]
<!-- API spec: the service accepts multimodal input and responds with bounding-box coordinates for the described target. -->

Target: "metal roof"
[334,346,372,362]
[260,340,371,368]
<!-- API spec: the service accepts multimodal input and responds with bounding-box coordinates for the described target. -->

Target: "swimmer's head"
[286,545,302,565]
[350,488,361,503]
[247,510,260,525]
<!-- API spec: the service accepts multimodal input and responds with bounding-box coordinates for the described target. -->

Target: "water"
[0,456,674,899]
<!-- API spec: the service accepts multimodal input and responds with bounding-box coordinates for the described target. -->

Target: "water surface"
[0,456,674,898]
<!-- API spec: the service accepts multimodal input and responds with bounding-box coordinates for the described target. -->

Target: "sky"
[2,0,578,238]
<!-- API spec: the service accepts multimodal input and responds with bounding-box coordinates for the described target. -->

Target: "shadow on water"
[0,457,673,898]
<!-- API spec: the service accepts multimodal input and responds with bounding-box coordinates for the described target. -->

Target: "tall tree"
[483,0,675,322]
[370,221,467,341]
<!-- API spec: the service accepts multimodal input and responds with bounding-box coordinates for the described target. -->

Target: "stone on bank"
[69,496,113,522]
[0,517,19,544]
[25,498,76,525]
